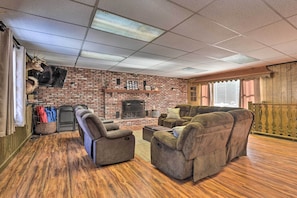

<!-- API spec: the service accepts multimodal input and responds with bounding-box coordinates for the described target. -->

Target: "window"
[190,86,197,101]
[213,80,240,107]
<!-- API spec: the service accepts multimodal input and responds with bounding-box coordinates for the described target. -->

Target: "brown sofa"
[158,104,241,128]
[151,108,254,182]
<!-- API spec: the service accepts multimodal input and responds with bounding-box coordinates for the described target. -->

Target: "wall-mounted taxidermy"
[26,76,39,94]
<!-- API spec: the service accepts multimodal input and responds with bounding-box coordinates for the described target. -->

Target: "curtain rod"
[0,21,32,59]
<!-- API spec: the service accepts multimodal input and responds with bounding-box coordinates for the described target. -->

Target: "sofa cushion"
[166,108,181,119]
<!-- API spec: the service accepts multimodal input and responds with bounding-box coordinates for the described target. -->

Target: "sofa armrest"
[104,123,120,131]
[153,131,177,150]
[105,129,133,139]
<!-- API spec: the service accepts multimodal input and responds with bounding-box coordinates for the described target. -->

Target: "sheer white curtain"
[14,46,26,127]
[0,28,15,137]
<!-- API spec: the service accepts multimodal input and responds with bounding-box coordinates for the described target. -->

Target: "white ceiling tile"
[98,0,193,30]
[82,42,134,57]
[0,0,93,26]
[20,40,80,56]
[172,14,239,44]
[109,66,142,73]
[264,56,295,65]
[199,0,281,33]
[272,39,297,55]
[169,0,214,12]
[177,53,216,63]
[245,47,286,60]
[86,29,147,50]
[194,46,236,59]
[120,52,170,67]
[13,28,83,49]
[216,36,266,53]
[140,44,187,58]
[76,57,117,70]
[264,0,297,18]
[27,50,78,66]
[74,0,96,6]
[153,32,207,52]
[287,15,297,30]
[246,20,297,46]
[1,10,87,39]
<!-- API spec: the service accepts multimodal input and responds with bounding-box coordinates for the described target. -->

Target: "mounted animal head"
[26,76,39,94]
[26,56,46,72]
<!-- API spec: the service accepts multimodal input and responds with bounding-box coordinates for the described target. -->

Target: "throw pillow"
[166,108,181,119]
[172,126,185,138]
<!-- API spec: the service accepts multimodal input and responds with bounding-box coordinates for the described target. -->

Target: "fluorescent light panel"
[81,51,125,61]
[91,10,165,42]
[221,54,259,64]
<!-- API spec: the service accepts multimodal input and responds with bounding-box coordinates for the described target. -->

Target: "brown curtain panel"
[0,28,15,137]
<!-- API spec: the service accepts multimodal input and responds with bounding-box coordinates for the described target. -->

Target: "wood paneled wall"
[261,62,297,104]
[0,105,32,173]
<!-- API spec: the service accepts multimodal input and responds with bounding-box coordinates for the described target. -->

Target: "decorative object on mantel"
[145,85,151,91]
[126,80,138,90]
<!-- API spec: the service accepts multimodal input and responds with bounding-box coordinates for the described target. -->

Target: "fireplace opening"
[122,100,145,119]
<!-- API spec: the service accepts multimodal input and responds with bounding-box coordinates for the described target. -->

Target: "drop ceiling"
[1,0,297,78]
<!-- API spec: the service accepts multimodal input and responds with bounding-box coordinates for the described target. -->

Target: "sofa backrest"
[226,109,254,162]
[175,104,191,117]
[177,112,234,160]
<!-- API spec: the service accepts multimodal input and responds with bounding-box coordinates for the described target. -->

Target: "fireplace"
[122,100,145,119]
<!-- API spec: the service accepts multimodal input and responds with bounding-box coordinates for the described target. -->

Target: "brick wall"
[35,66,188,120]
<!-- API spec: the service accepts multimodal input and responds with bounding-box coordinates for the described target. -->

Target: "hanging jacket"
[36,106,48,123]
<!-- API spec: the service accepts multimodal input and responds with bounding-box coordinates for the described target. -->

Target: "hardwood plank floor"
[0,130,297,198]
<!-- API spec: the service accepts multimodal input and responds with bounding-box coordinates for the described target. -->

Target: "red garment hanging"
[36,106,48,123]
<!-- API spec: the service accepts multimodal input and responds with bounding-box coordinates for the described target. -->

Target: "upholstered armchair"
[75,108,92,142]
[81,113,135,166]
[151,112,234,182]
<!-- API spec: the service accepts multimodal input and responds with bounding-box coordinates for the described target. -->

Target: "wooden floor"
[1,130,297,198]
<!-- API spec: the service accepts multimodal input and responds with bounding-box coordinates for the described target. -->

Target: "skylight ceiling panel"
[153,32,207,52]
[20,40,80,56]
[1,10,87,40]
[98,0,193,30]
[246,20,297,46]
[199,0,281,33]
[1,0,93,26]
[194,46,236,59]
[139,44,187,58]
[216,36,265,53]
[171,14,239,44]
[82,41,134,57]
[12,28,83,49]
[86,29,147,50]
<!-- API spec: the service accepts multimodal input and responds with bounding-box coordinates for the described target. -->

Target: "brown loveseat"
[151,108,254,182]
